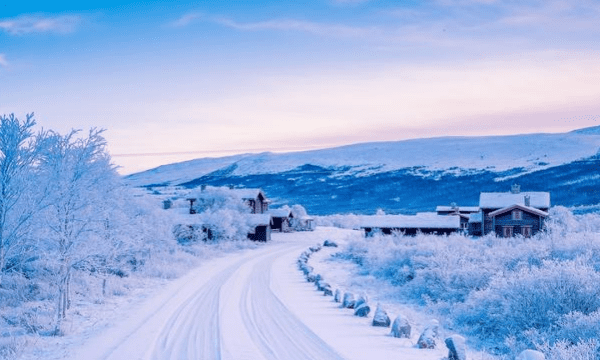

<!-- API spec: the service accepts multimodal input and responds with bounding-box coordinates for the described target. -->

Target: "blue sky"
[1,1,600,174]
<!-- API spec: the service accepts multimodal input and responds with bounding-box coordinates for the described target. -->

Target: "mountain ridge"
[125,127,600,215]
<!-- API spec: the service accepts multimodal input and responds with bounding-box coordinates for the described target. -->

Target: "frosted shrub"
[335,208,600,357]
[456,258,600,345]
[0,337,25,360]
[539,339,598,360]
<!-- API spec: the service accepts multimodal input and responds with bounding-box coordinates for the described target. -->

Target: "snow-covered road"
[67,228,446,360]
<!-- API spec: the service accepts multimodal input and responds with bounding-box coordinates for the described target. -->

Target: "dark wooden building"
[268,208,293,232]
[247,214,273,242]
[477,185,550,237]
[232,188,270,214]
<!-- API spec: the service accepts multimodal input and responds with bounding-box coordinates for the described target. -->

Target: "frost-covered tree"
[0,113,47,288]
[38,128,119,334]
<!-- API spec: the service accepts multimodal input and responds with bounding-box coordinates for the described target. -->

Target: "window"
[522,226,532,238]
[512,210,522,220]
[502,226,513,237]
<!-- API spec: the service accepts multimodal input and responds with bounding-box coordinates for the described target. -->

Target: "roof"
[246,214,273,227]
[268,208,292,218]
[468,212,482,223]
[479,192,550,209]
[488,204,549,217]
[358,214,461,229]
[435,206,480,213]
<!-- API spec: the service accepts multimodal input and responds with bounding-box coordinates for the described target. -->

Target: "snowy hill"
[125,127,600,215]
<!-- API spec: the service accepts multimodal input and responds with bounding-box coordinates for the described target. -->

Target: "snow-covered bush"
[315,213,361,229]
[335,208,600,358]
[173,186,256,243]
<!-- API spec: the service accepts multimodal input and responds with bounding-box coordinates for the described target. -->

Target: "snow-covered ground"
[17,227,482,360]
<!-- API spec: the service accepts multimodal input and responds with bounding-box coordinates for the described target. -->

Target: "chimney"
[162,199,172,210]
[524,195,531,207]
[511,184,521,194]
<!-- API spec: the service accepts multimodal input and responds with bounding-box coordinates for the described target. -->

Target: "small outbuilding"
[268,208,293,232]
[247,214,273,242]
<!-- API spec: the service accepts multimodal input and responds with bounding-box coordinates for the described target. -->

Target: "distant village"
[154,183,550,241]
[157,185,315,242]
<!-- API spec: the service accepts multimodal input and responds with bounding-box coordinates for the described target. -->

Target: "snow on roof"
[246,214,273,227]
[488,204,549,217]
[358,214,461,229]
[479,192,550,209]
[435,206,480,213]
[269,208,292,218]
[468,212,482,223]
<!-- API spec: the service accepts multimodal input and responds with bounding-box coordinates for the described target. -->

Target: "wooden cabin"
[268,208,293,232]
[230,188,270,214]
[477,185,550,237]
[247,214,273,242]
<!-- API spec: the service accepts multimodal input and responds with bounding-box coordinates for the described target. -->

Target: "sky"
[1,1,600,174]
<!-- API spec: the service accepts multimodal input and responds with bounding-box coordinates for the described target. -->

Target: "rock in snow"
[342,293,356,309]
[354,303,371,317]
[372,304,391,327]
[323,240,338,247]
[354,295,368,309]
[417,320,439,349]
[390,315,411,338]
[516,350,545,360]
[445,335,466,360]
[334,289,342,303]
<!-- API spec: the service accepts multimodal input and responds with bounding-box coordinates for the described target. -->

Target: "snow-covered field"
[16,228,473,360]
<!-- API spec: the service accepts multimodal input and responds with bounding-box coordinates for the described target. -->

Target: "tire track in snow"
[148,257,248,360]
[240,247,346,360]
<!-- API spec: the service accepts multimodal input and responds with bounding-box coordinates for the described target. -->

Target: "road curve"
[73,231,346,360]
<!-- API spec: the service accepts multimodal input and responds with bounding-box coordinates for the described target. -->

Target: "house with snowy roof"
[359,213,461,237]
[246,214,273,241]
[470,184,550,237]
[229,188,271,214]
[183,185,274,241]
[268,208,293,232]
